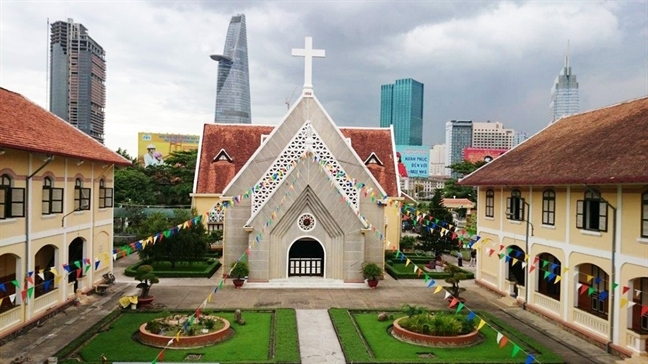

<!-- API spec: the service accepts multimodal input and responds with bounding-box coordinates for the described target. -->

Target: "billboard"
[138,132,200,167]
[395,145,430,178]
[463,147,508,163]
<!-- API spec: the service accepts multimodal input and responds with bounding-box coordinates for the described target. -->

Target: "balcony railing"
[534,293,560,316]
[626,330,648,353]
[33,290,59,314]
[0,307,21,332]
[67,282,76,298]
[573,309,609,337]
[518,286,526,302]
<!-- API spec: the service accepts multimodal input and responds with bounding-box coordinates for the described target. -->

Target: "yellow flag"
[562,267,569,274]
[524,254,530,262]
[586,274,594,283]
[554,275,562,284]
[620,298,628,308]
[478,319,486,330]
[512,258,518,266]
[434,285,443,294]
[50,268,58,277]
[207,293,213,303]
[55,276,62,284]
[405,259,411,267]
[0,297,3,306]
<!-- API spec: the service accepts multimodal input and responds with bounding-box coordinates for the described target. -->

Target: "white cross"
[292,37,325,92]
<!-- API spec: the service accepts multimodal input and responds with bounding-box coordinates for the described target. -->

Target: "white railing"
[67,282,76,298]
[0,307,21,332]
[518,286,526,302]
[573,309,609,337]
[626,330,648,353]
[79,276,89,290]
[32,290,59,314]
[481,272,498,288]
[534,293,560,315]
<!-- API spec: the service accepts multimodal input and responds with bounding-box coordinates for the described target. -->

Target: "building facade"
[550,55,579,124]
[380,78,424,146]
[429,144,446,177]
[49,19,106,144]
[472,121,514,149]
[444,120,473,177]
[0,87,130,339]
[211,14,252,124]
[460,96,648,357]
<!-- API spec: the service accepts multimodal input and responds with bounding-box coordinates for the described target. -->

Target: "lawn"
[330,309,564,363]
[58,309,299,363]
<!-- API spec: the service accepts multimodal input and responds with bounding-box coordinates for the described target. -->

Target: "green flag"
[11,279,20,288]
[218,280,224,289]
[456,302,464,313]
[27,287,34,298]
[74,261,81,269]
[85,265,91,274]
[544,270,551,279]
[542,260,549,268]
[511,344,521,357]
[588,287,595,296]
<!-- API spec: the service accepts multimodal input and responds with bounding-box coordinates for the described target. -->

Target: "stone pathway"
[296,309,345,363]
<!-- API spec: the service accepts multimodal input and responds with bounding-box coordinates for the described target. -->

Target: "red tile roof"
[459,97,648,186]
[0,88,131,166]
[195,124,399,196]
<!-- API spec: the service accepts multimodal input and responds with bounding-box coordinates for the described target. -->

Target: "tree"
[447,160,487,177]
[114,167,157,205]
[142,149,198,206]
[442,178,475,201]
[116,148,137,165]
[417,189,459,256]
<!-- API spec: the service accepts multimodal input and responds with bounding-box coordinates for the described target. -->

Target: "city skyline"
[1,1,646,155]
[380,78,424,146]
[212,14,252,124]
[550,54,579,123]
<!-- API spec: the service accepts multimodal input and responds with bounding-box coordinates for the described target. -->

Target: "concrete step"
[243,278,368,289]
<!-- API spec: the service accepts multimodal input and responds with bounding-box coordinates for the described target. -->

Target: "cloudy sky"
[1,1,647,155]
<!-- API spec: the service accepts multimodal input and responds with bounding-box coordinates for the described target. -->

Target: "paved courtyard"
[0,254,629,364]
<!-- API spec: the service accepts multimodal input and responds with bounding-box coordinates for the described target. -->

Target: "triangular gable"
[364,152,383,166]
[212,149,233,163]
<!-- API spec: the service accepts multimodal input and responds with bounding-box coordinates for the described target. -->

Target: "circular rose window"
[298,213,316,232]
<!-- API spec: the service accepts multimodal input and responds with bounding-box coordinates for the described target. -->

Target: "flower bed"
[392,317,481,347]
[138,316,232,349]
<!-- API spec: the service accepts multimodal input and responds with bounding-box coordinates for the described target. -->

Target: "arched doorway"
[68,237,85,291]
[536,253,561,301]
[288,238,324,277]
[506,245,525,287]
[0,253,19,313]
[34,245,57,298]
[576,263,609,319]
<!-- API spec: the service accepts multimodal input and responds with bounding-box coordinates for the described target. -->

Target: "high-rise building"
[513,131,529,147]
[429,144,447,176]
[211,14,251,124]
[49,19,106,144]
[549,54,579,123]
[472,121,514,149]
[445,120,473,177]
[380,78,424,146]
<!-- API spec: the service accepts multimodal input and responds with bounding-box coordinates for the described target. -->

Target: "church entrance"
[288,239,324,277]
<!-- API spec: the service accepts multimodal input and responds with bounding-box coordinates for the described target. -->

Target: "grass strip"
[329,308,372,363]
[272,308,300,363]
[54,309,122,360]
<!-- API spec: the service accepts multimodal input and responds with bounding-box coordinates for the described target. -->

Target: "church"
[192,38,403,284]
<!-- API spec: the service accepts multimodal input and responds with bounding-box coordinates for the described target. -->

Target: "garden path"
[296,309,345,363]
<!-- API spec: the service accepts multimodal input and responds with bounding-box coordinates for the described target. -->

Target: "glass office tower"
[50,19,106,144]
[380,78,424,146]
[444,120,473,177]
[549,55,579,124]
[211,14,251,124]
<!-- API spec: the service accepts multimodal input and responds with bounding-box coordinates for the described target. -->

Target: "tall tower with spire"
[549,43,579,123]
[211,14,251,124]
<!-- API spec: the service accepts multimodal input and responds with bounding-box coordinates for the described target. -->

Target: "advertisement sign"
[395,145,430,178]
[138,132,200,167]
[463,147,508,163]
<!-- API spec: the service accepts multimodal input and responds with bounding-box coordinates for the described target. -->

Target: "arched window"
[74,178,91,211]
[642,191,648,238]
[576,189,607,231]
[98,179,113,209]
[0,174,24,219]
[485,189,494,217]
[542,189,556,226]
[506,189,524,221]
[42,177,63,215]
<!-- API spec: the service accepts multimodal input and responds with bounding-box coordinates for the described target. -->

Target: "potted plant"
[134,264,159,306]
[444,263,468,307]
[361,262,383,289]
[400,235,416,253]
[230,261,249,289]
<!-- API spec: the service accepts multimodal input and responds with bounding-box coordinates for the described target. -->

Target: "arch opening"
[288,238,324,277]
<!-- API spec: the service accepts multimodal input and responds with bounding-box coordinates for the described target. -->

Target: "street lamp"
[507,200,534,309]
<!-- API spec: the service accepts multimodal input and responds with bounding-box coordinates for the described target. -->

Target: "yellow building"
[0,88,130,338]
[460,96,648,358]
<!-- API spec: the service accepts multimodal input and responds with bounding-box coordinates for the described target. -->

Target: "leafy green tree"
[114,167,157,205]
[417,189,459,256]
[116,148,137,164]
[142,149,197,206]
[442,178,475,201]
[447,160,487,177]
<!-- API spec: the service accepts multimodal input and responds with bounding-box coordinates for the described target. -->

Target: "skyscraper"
[549,54,579,123]
[380,78,424,146]
[211,14,251,124]
[445,120,473,177]
[49,19,106,144]
[472,121,514,149]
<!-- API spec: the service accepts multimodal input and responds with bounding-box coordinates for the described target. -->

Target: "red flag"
[76,269,82,279]
[195,307,201,319]
[21,289,27,301]
[157,350,164,361]
[622,286,630,294]
[26,276,34,285]
[533,256,540,264]
[449,298,459,308]
[579,284,589,295]
[499,336,508,348]
[529,265,536,273]
[641,305,648,317]
[499,245,504,251]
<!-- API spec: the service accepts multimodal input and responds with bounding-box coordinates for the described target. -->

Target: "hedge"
[124,258,221,278]
[385,261,474,280]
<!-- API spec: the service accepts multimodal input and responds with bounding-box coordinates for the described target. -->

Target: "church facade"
[192,94,402,283]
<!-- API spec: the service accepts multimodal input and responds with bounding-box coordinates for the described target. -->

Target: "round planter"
[137,296,155,307]
[392,317,481,347]
[138,317,232,349]
[232,279,245,289]
[367,280,379,289]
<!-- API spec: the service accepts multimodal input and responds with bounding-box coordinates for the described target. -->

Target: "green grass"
[124,259,221,278]
[273,309,300,362]
[330,309,564,363]
[77,311,272,362]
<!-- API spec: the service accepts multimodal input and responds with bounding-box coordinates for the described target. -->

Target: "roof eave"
[459,176,648,187]
[0,142,132,167]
